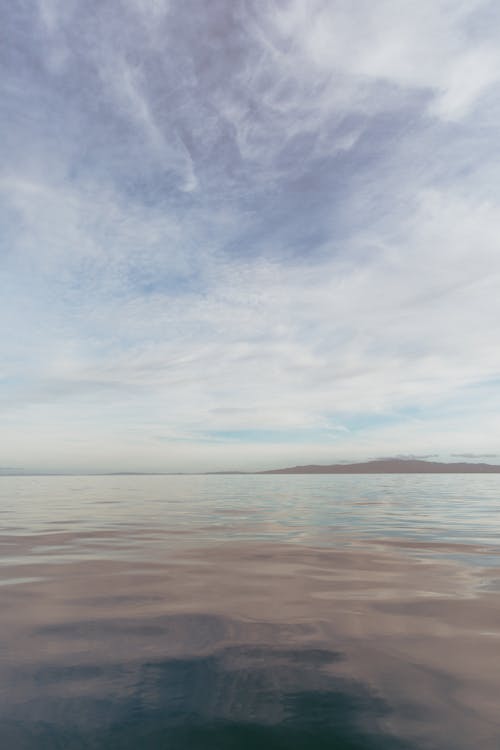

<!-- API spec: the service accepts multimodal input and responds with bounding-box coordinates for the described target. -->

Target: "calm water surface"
[1,475,499,749]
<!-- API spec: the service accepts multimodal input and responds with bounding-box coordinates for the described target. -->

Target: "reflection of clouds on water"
[0,619,411,750]
[1,476,500,749]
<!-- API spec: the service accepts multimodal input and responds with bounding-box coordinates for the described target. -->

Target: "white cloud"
[2,0,500,470]
[265,0,500,121]
[96,53,198,192]
[3,178,499,449]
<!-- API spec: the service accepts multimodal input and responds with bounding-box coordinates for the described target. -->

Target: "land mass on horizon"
[2,459,500,476]
[260,458,500,474]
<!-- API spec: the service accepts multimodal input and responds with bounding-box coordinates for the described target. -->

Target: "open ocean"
[1,474,499,749]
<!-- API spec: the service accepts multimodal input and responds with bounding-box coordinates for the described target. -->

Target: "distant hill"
[261,458,500,474]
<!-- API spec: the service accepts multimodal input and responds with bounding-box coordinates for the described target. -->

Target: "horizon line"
[2,457,500,477]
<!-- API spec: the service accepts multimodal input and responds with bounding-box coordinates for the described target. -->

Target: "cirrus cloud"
[1,0,499,471]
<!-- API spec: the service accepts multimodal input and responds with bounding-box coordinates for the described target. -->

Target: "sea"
[1,474,499,749]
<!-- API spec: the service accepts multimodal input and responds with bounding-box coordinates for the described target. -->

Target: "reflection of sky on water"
[1,475,499,562]
[1,475,500,749]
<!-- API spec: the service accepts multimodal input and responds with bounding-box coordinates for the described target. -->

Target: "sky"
[1,0,500,473]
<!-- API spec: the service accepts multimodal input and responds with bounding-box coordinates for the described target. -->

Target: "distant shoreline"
[2,459,500,476]
[259,459,500,474]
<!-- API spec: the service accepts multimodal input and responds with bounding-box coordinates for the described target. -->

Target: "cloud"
[375,455,439,461]
[451,453,499,459]
[1,0,500,470]
[264,0,500,121]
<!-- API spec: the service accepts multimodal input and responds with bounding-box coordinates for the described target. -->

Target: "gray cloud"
[375,455,439,461]
[451,453,499,459]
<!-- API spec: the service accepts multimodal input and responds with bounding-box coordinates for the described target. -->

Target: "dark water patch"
[1,645,410,750]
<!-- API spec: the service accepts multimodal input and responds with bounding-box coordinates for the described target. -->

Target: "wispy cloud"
[1,0,500,470]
